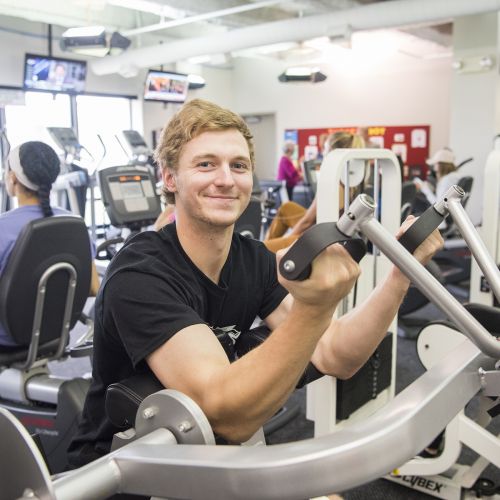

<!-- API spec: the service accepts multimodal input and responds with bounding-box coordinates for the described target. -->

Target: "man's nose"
[214,164,235,186]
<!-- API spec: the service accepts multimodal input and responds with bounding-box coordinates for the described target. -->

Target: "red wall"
[287,125,431,180]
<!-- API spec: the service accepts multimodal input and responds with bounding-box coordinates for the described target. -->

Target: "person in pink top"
[277,141,302,200]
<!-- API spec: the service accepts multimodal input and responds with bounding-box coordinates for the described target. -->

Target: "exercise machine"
[308,148,402,436]
[369,185,500,499]
[234,172,265,239]
[470,148,500,306]
[95,164,162,260]
[3,192,499,499]
[0,216,94,474]
[119,130,151,163]
[47,127,92,218]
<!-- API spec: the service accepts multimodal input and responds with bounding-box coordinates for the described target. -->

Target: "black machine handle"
[279,222,367,281]
[398,205,446,254]
[279,194,448,282]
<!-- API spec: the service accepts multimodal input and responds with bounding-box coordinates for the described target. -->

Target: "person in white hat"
[413,147,462,205]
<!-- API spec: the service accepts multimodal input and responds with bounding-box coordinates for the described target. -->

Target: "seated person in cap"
[0,141,99,349]
[413,148,461,205]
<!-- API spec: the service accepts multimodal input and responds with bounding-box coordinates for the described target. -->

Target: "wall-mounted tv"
[144,70,189,103]
[23,53,87,93]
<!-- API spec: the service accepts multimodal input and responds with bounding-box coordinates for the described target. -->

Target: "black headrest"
[0,215,91,347]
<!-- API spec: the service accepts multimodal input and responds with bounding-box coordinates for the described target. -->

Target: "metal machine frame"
[308,148,402,436]
[2,191,499,499]
[470,148,500,305]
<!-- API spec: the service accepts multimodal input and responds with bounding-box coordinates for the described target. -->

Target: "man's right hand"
[276,242,360,312]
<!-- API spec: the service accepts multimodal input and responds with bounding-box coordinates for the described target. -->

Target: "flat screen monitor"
[144,70,189,103]
[23,53,87,93]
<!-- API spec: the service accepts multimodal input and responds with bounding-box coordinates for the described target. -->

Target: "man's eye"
[232,162,249,170]
[197,161,213,168]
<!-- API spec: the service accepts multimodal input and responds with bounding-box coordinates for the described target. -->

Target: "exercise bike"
[0,216,94,473]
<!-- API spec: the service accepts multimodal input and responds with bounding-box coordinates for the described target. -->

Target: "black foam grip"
[279,222,366,281]
[398,206,445,254]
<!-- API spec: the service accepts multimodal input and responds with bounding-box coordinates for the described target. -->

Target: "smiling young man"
[68,99,442,467]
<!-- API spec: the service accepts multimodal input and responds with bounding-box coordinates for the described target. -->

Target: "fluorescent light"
[188,74,205,85]
[187,55,211,64]
[303,37,331,50]
[256,42,298,55]
[62,26,106,38]
[278,67,326,83]
[108,0,185,19]
[285,66,320,77]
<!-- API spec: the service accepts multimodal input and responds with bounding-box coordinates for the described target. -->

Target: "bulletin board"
[285,125,431,180]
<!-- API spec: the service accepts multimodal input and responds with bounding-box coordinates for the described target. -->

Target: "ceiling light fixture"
[278,67,327,83]
[60,26,107,56]
[60,26,131,57]
[188,74,206,89]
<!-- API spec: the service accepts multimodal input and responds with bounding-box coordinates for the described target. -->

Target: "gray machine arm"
[445,190,500,304]
[338,193,500,359]
[2,340,493,500]
[4,191,500,500]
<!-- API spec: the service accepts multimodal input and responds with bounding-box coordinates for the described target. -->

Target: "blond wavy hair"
[154,99,255,204]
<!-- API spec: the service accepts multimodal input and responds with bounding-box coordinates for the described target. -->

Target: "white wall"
[231,55,452,174]
[242,114,276,179]
[0,14,453,182]
[0,15,234,152]
[0,16,142,95]
[450,12,500,224]
[141,65,234,150]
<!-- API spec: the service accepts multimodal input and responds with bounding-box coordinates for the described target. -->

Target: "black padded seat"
[0,215,92,367]
[106,372,163,429]
[463,303,500,338]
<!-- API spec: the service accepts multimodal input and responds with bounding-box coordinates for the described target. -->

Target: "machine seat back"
[0,216,92,368]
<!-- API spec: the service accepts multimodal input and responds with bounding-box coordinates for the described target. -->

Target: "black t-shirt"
[68,223,288,466]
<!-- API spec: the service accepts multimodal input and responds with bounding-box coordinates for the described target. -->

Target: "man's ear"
[163,168,177,195]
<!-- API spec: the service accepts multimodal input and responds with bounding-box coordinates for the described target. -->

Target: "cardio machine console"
[98,165,161,228]
[47,127,82,152]
[122,130,150,156]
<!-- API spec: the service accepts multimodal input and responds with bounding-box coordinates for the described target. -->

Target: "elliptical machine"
[47,127,92,218]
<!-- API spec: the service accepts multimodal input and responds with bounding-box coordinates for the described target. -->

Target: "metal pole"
[447,198,500,303]
[53,428,176,500]
[360,217,500,358]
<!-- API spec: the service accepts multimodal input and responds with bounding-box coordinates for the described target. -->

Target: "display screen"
[47,127,80,150]
[24,53,87,93]
[120,181,144,199]
[144,70,189,103]
[122,130,148,148]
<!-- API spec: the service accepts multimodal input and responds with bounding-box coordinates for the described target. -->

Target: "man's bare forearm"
[314,268,408,378]
[204,301,334,442]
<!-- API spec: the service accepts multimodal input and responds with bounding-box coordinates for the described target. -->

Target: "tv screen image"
[24,54,87,93]
[144,70,188,103]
